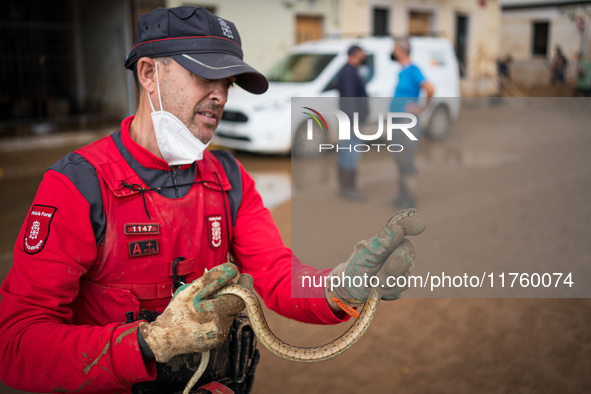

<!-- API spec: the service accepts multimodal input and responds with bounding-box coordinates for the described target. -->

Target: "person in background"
[497,54,513,97]
[336,45,369,201]
[574,52,591,97]
[390,38,435,209]
[550,45,568,85]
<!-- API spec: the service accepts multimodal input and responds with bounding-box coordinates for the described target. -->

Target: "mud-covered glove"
[326,212,425,307]
[138,263,252,362]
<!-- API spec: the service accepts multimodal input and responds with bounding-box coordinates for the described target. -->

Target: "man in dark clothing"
[336,45,369,200]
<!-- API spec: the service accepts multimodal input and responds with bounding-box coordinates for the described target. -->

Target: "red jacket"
[0,116,346,393]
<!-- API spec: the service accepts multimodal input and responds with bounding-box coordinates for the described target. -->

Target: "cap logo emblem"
[218,18,234,39]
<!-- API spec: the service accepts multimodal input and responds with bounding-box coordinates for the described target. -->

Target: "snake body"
[184,208,418,392]
[218,283,380,362]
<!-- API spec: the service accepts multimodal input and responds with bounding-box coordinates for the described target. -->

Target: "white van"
[214,36,461,156]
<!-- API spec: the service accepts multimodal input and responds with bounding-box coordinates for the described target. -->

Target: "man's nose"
[208,80,229,105]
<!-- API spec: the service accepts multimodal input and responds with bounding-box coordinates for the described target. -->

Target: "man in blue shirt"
[336,45,369,200]
[390,38,434,209]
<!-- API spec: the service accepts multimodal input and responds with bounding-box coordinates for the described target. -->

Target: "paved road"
[1,98,590,393]
[258,98,591,394]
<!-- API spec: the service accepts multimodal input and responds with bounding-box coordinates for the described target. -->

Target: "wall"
[79,0,132,117]
[441,0,501,95]
[162,0,501,96]
[341,0,501,96]
[500,5,587,87]
[501,8,581,59]
[166,0,337,74]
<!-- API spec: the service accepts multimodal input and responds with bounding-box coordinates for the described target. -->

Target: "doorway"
[408,11,433,36]
[296,15,323,44]
[455,14,469,78]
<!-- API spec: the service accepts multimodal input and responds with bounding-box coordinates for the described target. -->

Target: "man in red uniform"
[0,6,424,393]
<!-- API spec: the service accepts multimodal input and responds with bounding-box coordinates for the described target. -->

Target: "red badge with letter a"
[23,205,57,254]
[208,215,223,249]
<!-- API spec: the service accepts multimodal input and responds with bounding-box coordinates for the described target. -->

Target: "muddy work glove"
[326,211,425,307]
[138,263,252,363]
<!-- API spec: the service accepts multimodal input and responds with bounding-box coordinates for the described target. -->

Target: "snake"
[183,208,418,393]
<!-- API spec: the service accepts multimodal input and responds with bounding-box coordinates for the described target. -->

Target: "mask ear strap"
[155,61,164,111]
[147,61,163,112]
[147,90,156,112]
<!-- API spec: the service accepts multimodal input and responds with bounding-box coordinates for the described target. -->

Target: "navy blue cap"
[124,6,268,94]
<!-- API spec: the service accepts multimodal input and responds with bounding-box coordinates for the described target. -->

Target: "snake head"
[387,208,419,226]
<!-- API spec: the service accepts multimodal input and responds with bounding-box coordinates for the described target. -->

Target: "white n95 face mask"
[147,62,210,166]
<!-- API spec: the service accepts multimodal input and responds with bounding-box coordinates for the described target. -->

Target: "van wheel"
[292,121,326,158]
[425,105,451,142]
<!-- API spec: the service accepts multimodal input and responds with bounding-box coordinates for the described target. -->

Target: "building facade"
[168,0,502,96]
[0,0,507,135]
[338,0,501,95]
[500,0,591,88]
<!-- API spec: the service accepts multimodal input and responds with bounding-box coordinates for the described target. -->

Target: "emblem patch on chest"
[124,223,160,235]
[23,205,57,254]
[208,215,223,249]
[128,239,159,257]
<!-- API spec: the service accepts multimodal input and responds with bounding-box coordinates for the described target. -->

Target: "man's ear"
[137,57,157,93]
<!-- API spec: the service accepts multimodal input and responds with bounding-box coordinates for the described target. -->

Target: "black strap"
[211,150,243,226]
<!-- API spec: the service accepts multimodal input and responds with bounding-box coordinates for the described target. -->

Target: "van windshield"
[267,53,336,82]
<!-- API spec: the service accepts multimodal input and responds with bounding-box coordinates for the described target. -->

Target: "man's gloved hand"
[326,212,425,308]
[139,263,252,363]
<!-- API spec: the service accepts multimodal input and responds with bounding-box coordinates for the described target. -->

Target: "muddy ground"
[0,99,590,393]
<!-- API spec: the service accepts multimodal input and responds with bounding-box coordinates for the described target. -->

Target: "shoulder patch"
[23,205,57,254]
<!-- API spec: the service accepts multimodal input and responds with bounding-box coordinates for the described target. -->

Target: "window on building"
[532,21,549,56]
[295,16,323,44]
[0,0,132,135]
[372,8,389,37]
[409,11,433,37]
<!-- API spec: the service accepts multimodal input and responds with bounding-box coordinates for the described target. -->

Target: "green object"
[578,60,591,89]
[327,209,425,305]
